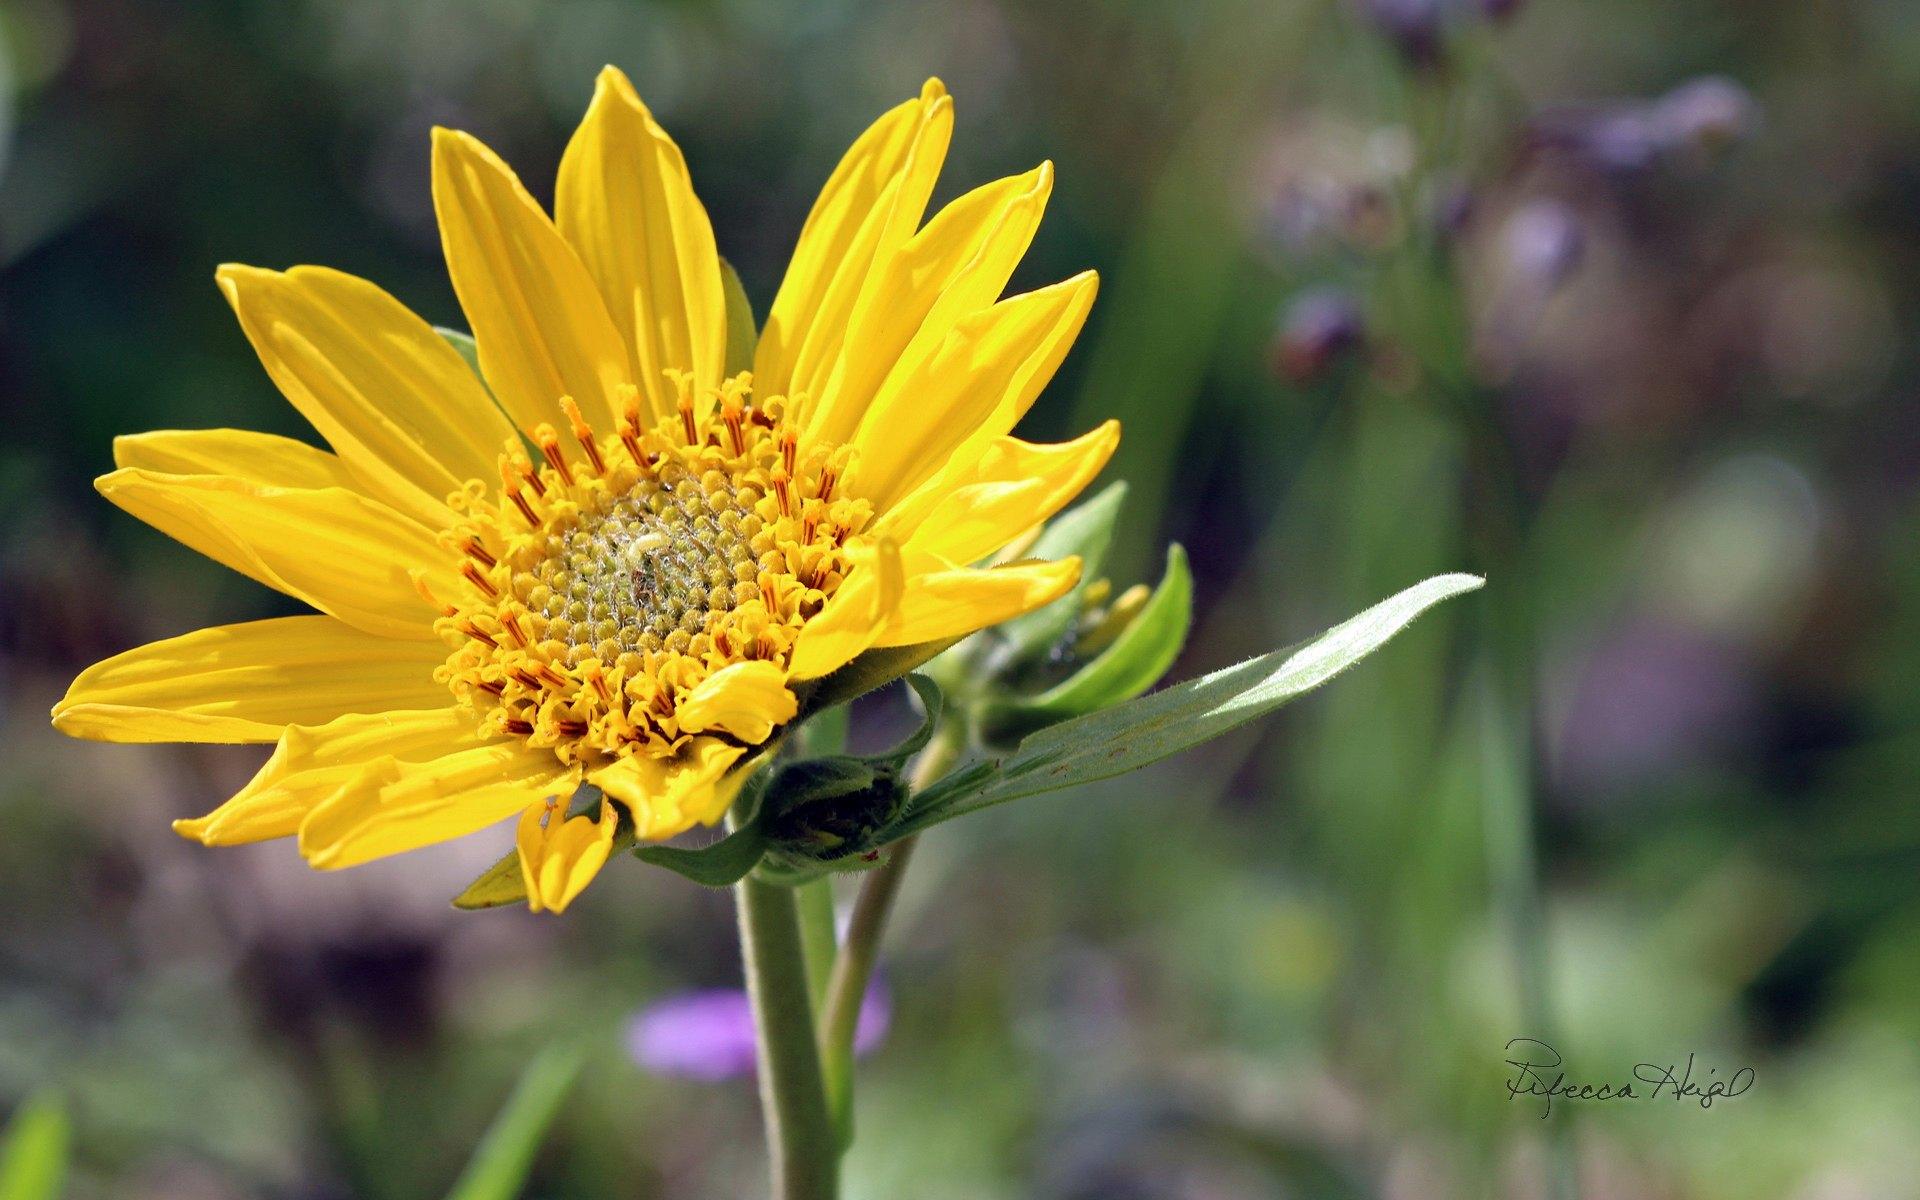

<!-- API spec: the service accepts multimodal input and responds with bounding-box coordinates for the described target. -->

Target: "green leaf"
[635,823,771,887]
[444,1043,585,1200]
[794,637,961,719]
[857,674,942,766]
[902,574,1483,832]
[980,543,1192,743]
[983,481,1128,670]
[719,258,757,377]
[0,1093,69,1200]
[452,850,527,911]
[435,326,485,382]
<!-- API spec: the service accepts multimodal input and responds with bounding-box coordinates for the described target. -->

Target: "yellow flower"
[52,69,1119,911]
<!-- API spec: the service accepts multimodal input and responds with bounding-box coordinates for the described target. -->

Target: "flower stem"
[816,722,965,1143]
[737,871,839,1200]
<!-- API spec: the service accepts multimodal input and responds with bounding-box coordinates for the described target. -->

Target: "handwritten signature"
[1503,1038,1754,1118]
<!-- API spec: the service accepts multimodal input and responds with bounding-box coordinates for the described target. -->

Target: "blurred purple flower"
[1651,76,1758,156]
[1502,200,1586,292]
[1354,0,1450,68]
[1552,618,1752,799]
[629,982,890,1082]
[1477,0,1526,22]
[1273,288,1366,383]
[1532,76,1756,177]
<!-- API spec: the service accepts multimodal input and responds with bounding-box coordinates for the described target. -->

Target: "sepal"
[976,542,1192,746]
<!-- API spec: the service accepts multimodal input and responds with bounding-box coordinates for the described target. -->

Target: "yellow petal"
[96,469,450,640]
[803,162,1054,450]
[787,537,905,680]
[300,740,569,870]
[879,556,1082,647]
[432,127,631,433]
[174,707,477,846]
[589,737,747,839]
[849,271,1099,512]
[760,78,953,406]
[516,797,618,914]
[216,265,517,526]
[114,429,359,491]
[53,615,450,744]
[886,422,1120,566]
[676,660,797,744]
[557,66,725,424]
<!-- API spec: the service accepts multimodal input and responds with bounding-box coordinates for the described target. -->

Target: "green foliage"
[443,1044,584,1200]
[904,573,1484,831]
[978,542,1193,743]
[794,637,963,720]
[0,1094,68,1200]
[644,575,1480,886]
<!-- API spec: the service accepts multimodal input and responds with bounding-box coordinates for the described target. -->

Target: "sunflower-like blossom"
[53,69,1118,911]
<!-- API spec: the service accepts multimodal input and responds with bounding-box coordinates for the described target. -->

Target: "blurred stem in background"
[1365,28,1574,1195]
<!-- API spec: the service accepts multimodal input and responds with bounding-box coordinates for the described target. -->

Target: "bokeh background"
[5,0,1920,1196]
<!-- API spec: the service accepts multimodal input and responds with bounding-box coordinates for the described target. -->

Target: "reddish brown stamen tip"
[460,562,499,598]
[500,611,529,646]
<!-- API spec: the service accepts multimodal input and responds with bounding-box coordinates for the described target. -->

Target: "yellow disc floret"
[426,372,868,770]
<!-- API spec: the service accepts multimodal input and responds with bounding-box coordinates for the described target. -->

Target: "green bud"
[761,756,909,862]
[976,542,1193,747]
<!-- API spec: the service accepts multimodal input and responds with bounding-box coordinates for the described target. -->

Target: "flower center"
[425,375,868,766]
[533,465,762,662]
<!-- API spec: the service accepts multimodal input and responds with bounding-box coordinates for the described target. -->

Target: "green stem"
[815,723,965,1144]
[737,872,839,1200]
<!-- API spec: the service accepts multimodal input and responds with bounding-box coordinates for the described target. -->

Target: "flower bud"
[1355,0,1450,69]
[759,756,909,862]
[1501,200,1585,293]
[1273,288,1366,383]
[1651,76,1757,158]
[974,544,1191,748]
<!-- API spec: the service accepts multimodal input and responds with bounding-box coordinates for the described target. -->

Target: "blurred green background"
[5,0,1920,1196]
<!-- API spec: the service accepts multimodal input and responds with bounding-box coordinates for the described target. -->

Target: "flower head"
[54,69,1118,911]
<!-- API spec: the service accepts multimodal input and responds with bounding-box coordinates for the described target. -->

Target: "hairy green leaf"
[635,823,771,887]
[904,573,1483,831]
[795,637,961,718]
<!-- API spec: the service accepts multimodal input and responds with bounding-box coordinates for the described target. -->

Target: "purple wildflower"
[628,982,891,1082]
